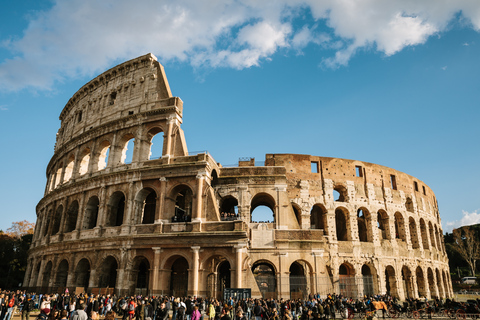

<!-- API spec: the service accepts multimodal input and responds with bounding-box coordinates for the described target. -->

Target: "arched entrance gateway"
[98,256,118,289]
[205,256,231,299]
[290,261,308,299]
[133,257,150,296]
[338,263,356,297]
[170,257,188,297]
[252,261,277,299]
[74,259,90,291]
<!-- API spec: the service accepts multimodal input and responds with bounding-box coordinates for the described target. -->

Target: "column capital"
[159,177,167,182]
[152,247,163,254]
[191,246,201,253]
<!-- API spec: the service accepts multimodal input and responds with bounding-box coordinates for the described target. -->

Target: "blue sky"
[0,0,479,233]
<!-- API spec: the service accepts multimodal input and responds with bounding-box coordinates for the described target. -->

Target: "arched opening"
[420,219,429,250]
[310,204,327,232]
[429,222,437,250]
[250,193,275,223]
[442,270,449,298]
[148,129,164,159]
[435,226,442,253]
[220,196,239,220]
[83,196,99,230]
[335,208,349,241]
[406,197,414,213]
[107,191,125,227]
[377,210,390,240]
[362,264,374,296]
[42,261,53,290]
[98,256,118,289]
[51,205,63,235]
[416,267,426,298]
[428,268,437,299]
[63,155,75,182]
[74,258,90,290]
[65,201,79,232]
[44,210,53,236]
[252,261,276,299]
[339,263,356,297]
[78,148,91,175]
[170,257,189,297]
[97,141,111,170]
[218,260,231,294]
[211,170,219,187]
[333,185,347,202]
[290,261,307,299]
[385,265,398,297]
[436,268,444,298]
[409,217,420,249]
[121,136,135,164]
[402,266,414,299]
[394,212,406,241]
[292,203,301,227]
[33,262,41,288]
[172,186,193,222]
[357,208,370,242]
[137,188,156,224]
[134,258,150,295]
[55,260,69,289]
[54,165,63,188]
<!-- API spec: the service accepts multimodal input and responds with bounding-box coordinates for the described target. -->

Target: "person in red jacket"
[128,297,137,320]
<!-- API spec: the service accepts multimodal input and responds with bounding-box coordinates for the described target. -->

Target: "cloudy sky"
[0,0,479,233]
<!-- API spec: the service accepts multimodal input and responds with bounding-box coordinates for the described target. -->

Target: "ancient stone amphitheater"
[25,53,452,300]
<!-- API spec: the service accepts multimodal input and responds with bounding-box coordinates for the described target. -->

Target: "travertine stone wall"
[25,54,451,301]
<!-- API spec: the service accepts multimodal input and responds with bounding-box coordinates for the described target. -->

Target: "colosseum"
[25,53,452,300]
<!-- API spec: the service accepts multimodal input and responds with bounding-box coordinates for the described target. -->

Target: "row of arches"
[305,204,445,252]
[48,128,165,192]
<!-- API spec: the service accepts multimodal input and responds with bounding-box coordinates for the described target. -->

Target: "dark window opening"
[77,111,83,123]
[414,181,418,192]
[390,175,397,190]
[110,92,117,105]
[422,186,426,195]
[129,111,134,115]
[355,166,363,177]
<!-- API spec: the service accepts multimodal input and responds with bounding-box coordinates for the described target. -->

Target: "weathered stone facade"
[25,53,452,300]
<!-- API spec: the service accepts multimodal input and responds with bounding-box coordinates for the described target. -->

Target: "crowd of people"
[0,289,468,320]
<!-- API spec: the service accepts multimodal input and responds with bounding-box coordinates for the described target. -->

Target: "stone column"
[191,246,200,296]
[411,273,419,299]
[194,174,205,222]
[88,269,97,289]
[36,259,46,288]
[157,177,167,223]
[151,247,162,295]
[164,116,175,159]
[234,244,246,288]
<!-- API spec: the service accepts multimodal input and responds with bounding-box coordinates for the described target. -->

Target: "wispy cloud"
[441,66,447,70]
[444,210,480,233]
[0,105,8,111]
[1,0,480,91]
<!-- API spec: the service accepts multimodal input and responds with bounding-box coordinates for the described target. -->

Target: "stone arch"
[168,184,194,222]
[42,260,53,290]
[106,191,126,227]
[333,184,348,202]
[78,147,91,175]
[427,267,437,299]
[119,133,135,164]
[290,261,309,299]
[428,221,437,250]
[211,169,219,187]
[63,154,75,182]
[442,270,449,298]
[65,201,79,233]
[419,218,429,250]
[394,212,406,241]
[147,127,164,160]
[220,196,239,217]
[51,205,63,235]
[135,188,157,224]
[401,265,414,299]
[250,192,276,223]
[310,204,327,232]
[96,140,111,171]
[164,255,189,297]
[54,164,63,188]
[33,261,42,287]
[251,260,277,299]
[98,255,118,288]
[357,207,373,242]
[335,207,350,241]
[416,266,426,298]
[339,262,356,297]
[435,225,442,253]
[132,256,151,294]
[385,265,398,298]
[55,259,69,288]
[291,203,302,227]
[361,264,376,296]
[377,209,391,240]
[74,258,91,289]
[83,196,99,229]
[409,217,420,249]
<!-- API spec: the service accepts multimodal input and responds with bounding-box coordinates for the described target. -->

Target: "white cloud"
[442,66,447,70]
[1,0,480,91]
[0,105,8,111]
[444,210,480,233]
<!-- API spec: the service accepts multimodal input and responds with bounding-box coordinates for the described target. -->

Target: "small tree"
[5,220,35,238]
[452,226,480,277]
